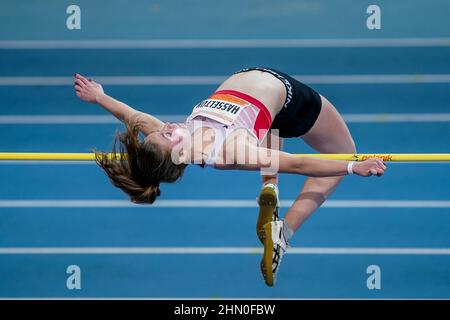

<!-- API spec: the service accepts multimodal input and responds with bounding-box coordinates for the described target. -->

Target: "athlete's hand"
[353,158,386,177]
[74,73,104,103]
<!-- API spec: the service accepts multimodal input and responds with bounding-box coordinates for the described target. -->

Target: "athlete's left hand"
[74,73,104,104]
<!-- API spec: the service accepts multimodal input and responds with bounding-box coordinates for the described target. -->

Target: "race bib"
[188,93,255,126]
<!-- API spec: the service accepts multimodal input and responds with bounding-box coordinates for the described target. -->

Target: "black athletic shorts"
[234,67,322,138]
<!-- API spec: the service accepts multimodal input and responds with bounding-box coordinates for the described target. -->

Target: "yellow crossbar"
[0,153,450,162]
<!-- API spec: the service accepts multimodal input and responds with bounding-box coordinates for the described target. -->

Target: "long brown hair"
[94,119,186,204]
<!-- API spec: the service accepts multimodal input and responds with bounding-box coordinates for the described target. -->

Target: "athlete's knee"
[338,136,356,154]
[347,137,357,153]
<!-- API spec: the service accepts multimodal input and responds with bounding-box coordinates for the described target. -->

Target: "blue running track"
[0,0,450,298]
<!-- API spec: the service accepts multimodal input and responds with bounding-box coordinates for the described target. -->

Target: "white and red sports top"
[185,90,273,166]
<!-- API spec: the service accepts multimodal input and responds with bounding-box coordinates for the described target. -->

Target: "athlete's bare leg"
[284,96,356,232]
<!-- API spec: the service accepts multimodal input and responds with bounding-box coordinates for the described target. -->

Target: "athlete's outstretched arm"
[276,149,386,177]
[219,143,386,177]
[74,73,164,135]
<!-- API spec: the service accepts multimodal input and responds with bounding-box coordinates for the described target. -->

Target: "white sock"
[282,219,294,243]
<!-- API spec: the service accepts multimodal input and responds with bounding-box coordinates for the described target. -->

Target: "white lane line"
[0,247,449,255]
[2,113,450,124]
[297,74,450,84]
[0,76,226,86]
[0,298,351,300]
[1,38,450,49]
[2,298,409,300]
[0,115,187,124]
[1,200,450,208]
[1,74,450,86]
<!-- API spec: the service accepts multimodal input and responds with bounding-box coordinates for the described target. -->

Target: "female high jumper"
[74,67,386,286]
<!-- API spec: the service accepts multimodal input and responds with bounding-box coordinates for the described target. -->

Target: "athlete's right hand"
[74,73,104,103]
[353,158,386,177]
